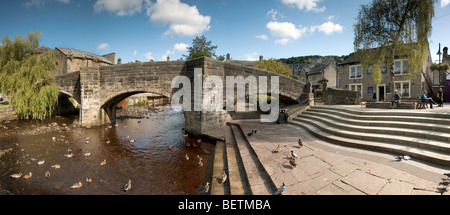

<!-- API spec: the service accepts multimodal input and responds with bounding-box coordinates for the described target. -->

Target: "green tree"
[353,0,436,85]
[0,31,59,120]
[184,35,224,60]
[253,58,293,78]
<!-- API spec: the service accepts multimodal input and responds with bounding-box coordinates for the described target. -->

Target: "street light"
[437,43,443,88]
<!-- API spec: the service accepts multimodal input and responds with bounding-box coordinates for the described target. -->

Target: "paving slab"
[378,179,414,195]
[341,169,388,195]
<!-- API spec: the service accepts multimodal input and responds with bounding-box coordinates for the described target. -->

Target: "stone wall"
[54,71,81,104]
[0,105,16,121]
[324,87,361,105]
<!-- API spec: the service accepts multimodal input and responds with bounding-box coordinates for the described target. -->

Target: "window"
[367,65,372,75]
[368,86,373,95]
[382,63,388,74]
[394,59,409,75]
[433,71,440,85]
[349,84,363,98]
[349,65,362,79]
[394,81,410,98]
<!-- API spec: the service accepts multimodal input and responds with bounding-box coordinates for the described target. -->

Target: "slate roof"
[307,64,333,75]
[35,46,53,54]
[55,47,113,65]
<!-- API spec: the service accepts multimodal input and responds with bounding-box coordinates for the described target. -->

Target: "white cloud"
[94,0,148,16]
[266,21,309,45]
[143,52,154,61]
[275,38,292,45]
[266,20,343,45]
[312,21,344,35]
[146,0,211,37]
[24,0,70,8]
[173,43,189,52]
[97,43,110,50]
[256,35,269,40]
[281,0,325,12]
[245,52,259,61]
[442,0,450,7]
[133,50,138,55]
[327,15,336,21]
[267,9,278,21]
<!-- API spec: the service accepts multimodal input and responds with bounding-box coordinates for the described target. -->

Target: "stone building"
[441,46,450,102]
[53,47,115,76]
[288,64,310,83]
[337,47,433,102]
[307,64,337,89]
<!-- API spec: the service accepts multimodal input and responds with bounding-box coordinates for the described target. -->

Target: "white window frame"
[349,83,363,98]
[393,59,409,76]
[394,81,411,98]
[349,65,363,79]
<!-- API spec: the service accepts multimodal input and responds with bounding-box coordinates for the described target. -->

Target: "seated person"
[421,90,437,109]
[390,90,400,108]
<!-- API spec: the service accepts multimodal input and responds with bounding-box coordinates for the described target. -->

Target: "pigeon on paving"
[274,183,286,195]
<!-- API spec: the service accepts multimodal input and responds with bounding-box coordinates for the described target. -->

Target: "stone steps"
[303,110,450,134]
[229,123,277,195]
[225,127,252,195]
[312,106,450,120]
[210,140,229,195]
[290,106,450,167]
[299,113,450,144]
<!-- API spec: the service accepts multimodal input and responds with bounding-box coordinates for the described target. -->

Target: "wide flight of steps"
[289,106,450,167]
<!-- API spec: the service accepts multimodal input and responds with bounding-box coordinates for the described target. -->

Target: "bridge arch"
[99,89,172,124]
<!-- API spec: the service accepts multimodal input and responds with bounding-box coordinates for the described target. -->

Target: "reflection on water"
[0,106,214,195]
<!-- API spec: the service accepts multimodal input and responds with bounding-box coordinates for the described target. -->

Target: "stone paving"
[234,119,450,195]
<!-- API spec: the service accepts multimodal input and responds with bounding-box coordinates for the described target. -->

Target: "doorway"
[446,80,450,102]
[377,85,386,102]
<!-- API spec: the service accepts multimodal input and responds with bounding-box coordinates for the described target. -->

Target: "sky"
[0,0,449,64]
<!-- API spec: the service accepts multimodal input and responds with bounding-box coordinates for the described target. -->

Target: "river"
[0,106,214,195]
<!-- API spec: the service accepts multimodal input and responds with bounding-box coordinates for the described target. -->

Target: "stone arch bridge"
[54,57,306,135]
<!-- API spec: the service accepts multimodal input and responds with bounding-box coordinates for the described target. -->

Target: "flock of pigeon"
[248,129,304,195]
[272,138,304,195]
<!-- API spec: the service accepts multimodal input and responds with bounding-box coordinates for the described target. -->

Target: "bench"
[417,97,428,109]
[366,102,417,109]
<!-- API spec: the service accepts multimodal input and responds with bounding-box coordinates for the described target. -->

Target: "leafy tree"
[184,35,221,60]
[353,0,436,85]
[0,31,59,120]
[254,58,293,78]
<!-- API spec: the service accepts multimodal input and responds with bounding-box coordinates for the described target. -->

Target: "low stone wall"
[324,88,361,105]
[0,105,16,121]
[366,102,417,109]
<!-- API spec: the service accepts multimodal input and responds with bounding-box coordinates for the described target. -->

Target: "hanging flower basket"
[430,63,449,72]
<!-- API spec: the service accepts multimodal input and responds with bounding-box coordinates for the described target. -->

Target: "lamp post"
[437,43,443,88]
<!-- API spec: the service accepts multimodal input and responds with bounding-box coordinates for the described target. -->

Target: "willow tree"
[0,31,59,120]
[353,0,436,85]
